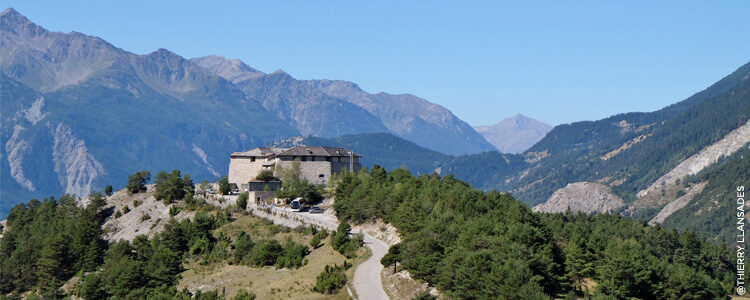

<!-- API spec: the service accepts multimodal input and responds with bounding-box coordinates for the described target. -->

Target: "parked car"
[309,206,324,214]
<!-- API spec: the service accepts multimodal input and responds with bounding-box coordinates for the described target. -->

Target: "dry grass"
[178,212,367,299]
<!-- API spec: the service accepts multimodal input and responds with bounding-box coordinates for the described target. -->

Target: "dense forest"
[334,166,734,299]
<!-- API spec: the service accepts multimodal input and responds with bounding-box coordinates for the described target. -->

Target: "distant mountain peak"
[474,114,552,153]
[0,7,45,35]
[190,55,264,83]
[1,7,22,18]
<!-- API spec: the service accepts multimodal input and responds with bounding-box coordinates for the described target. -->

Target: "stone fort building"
[228,146,361,191]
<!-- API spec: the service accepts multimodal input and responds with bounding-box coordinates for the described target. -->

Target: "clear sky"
[4,1,750,125]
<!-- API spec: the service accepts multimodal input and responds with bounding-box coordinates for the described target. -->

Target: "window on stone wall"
[319,174,325,178]
[251,157,256,162]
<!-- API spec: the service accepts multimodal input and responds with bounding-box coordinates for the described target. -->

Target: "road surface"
[249,204,389,300]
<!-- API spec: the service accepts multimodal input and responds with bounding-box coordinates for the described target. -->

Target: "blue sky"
[4,1,750,125]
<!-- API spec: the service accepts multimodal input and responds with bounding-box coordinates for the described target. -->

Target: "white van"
[290,198,303,212]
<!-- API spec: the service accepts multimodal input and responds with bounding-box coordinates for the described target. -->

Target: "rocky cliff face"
[474,114,552,153]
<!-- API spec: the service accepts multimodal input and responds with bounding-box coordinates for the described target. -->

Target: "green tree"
[313,263,348,294]
[105,185,113,196]
[127,170,151,193]
[154,170,194,204]
[219,175,231,195]
[237,192,249,210]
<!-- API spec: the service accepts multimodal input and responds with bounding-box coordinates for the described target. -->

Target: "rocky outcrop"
[638,120,750,198]
[533,182,625,214]
[102,185,193,242]
[648,182,707,225]
[5,125,34,191]
[51,123,105,197]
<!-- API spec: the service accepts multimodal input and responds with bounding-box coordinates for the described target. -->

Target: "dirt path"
[248,204,389,300]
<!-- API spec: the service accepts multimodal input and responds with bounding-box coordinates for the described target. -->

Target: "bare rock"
[533,182,625,214]
[648,182,707,225]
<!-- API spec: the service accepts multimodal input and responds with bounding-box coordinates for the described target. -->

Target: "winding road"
[248,204,389,300]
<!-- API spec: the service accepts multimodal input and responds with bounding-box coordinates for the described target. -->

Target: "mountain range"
[1,5,748,246]
[0,8,499,217]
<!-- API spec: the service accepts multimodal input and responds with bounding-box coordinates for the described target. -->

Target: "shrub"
[127,170,150,193]
[140,213,151,222]
[122,205,130,214]
[233,289,256,300]
[114,210,122,219]
[104,185,113,196]
[310,229,328,249]
[313,263,349,294]
[255,170,278,182]
[132,199,141,207]
[310,235,322,249]
[169,206,181,217]
[413,291,437,300]
[237,192,249,210]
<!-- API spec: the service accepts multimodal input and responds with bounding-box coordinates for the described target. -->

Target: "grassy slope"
[177,212,365,299]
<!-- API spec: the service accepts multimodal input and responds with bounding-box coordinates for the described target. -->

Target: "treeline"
[333,166,734,299]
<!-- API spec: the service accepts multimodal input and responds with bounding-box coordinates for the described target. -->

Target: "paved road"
[249,204,389,300]
[351,232,389,300]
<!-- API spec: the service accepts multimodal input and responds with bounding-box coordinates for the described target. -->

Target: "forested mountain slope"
[474,60,750,208]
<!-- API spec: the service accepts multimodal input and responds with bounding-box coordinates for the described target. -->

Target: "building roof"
[230,146,361,158]
[230,147,286,158]
[278,146,361,157]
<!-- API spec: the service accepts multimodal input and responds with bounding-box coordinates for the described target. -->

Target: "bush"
[114,210,122,218]
[122,205,130,214]
[104,185,113,196]
[413,291,437,300]
[140,213,151,222]
[255,170,278,182]
[127,170,151,193]
[313,263,350,294]
[310,229,328,249]
[233,289,256,300]
[310,235,322,249]
[237,192,249,210]
[169,206,181,217]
